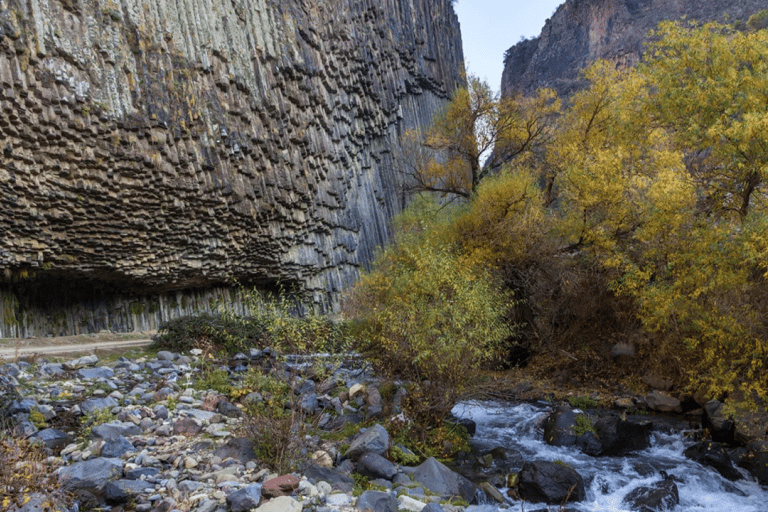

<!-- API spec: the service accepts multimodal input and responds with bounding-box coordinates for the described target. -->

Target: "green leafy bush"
[152,312,268,354]
[345,197,515,430]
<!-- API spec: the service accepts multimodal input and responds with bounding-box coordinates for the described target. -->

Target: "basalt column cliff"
[0,0,465,336]
[502,0,766,96]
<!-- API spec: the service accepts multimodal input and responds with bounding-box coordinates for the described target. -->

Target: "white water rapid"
[452,401,768,512]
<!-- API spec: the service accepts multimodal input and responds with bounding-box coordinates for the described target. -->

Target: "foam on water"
[452,401,768,511]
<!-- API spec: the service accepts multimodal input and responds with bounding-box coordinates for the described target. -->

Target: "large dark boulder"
[594,415,652,456]
[58,457,124,502]
[684,441,742,481]
[411,457,477,503]
[739,441,768,485]
[357,452,397,481]
[703,400,736,444]
[226,484,263,512]
[344,423,390,460]
[544,406,578,447]
[623,475,679,512]
[30,428,72,455]
[518,460,586,505]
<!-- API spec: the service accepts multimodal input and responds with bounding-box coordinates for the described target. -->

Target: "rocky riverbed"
[1,346,767,512]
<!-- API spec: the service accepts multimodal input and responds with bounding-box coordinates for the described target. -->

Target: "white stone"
[349,383,365,399]
[325,493,353,507]
[316,481,332,495]
[257,496,302,512]
[311,450,333,468]
[397,495,427,512]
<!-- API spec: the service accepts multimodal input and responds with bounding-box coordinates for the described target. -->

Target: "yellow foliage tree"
[399,75,559,199]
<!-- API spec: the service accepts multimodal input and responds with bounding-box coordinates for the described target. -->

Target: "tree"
[643,20,768,220]
[399,75,559,199]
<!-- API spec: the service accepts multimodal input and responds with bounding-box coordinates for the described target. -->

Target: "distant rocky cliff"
[0,0,464,336]
[502,0,766,97]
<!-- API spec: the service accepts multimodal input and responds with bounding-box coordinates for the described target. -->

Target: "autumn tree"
[545,22,768,400]
[399,75,559,199]
[643,20,768,219]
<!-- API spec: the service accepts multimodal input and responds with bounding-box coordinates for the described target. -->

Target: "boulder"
[344,423,389,460]
[518,460,586,505]
[101,436,136,458]
[226,483,263,512]
[92,420,141,439]
[355,490,396,512]
[357,452,397,481]
[62,355,99,370]
[411,457,476,503]
[58,457,124,498]
[644,391,681,413]
[623,476,679,512]
[30,428,72,454]
[594,416,652,456]
[544,406,577,447]
[421,504,446,512]
[684,441,742,481]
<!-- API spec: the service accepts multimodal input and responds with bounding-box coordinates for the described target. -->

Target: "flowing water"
[451,401,768,512]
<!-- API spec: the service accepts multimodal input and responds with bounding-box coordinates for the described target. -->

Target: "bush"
[344,197,515,430]
[239,369,303,474]
[152,291,354,356]
[152,312,268,355]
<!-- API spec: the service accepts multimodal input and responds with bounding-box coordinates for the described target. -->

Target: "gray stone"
[80,397,119,415]
[30,428,72,454]
[77,367,116,380]
[645,391,681,413]
[344,423,390,460]
[157,351,177,361]
[357,452,397,481]
[226,483,262,512]
[105,479,156,504]
[101,436,136,458]
[63,355,99,371]
[411,457,476,503]
[92,420,142,439]
[421,504,446,512]
[58,457,124,496]
[518,460,586,505]
[355,490,396,512]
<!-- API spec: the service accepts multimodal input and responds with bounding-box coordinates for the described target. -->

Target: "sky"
[454,0,565,93]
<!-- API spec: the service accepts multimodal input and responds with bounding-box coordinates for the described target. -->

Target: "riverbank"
[1,342,766,512]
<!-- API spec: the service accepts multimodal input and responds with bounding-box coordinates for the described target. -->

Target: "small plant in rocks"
[0,436,73,511]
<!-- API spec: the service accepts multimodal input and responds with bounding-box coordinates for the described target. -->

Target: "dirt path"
[0,332,155,360]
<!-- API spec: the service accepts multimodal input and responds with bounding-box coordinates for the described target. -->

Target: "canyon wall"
[0,0,465,336]
[502,0,766,96]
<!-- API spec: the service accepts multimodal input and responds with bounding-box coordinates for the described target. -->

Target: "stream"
[451,401,768,512]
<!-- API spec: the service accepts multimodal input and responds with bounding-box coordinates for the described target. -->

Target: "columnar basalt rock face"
[501,0,766,97]
[0,0,464,335]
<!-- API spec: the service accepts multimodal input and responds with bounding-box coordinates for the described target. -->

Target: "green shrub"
[574,414,597,436]
[345,198,515,431]
[152,312,268,354]
[567,396,599,409]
